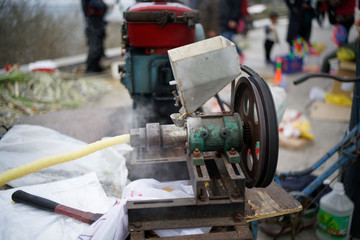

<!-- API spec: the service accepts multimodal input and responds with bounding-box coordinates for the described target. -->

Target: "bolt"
[229,148,236,155]
[172,91,180,107]
[231,187,240,199]
[234,213,242,222]
[134,223,142,228]
[231,192,240,199]
[198,187,207,202]
[193,148,202,158]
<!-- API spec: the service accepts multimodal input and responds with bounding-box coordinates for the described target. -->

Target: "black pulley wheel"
[234,65,279,188]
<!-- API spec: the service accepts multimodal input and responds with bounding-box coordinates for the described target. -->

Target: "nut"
[193,148,202,158]
[234,213,242,222]
[231,191,240,199]
[229,148,236,155]
[198,187,207,202]
[134,223,142,228]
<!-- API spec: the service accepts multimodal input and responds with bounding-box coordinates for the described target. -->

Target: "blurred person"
[236,0,251,36]
[189,0,220,38]
[285,0,315,49]
[321,41,357,73]
[81,0,108,73]
[328,0,355,44]
[320,0,356,73]
[220,0,244,64]
[316,0,328,27]
[264,12,279,65]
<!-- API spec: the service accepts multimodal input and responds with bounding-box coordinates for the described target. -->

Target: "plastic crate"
[275,55,303,74]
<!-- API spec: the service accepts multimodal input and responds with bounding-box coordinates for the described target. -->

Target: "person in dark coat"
[220,0,243,62]
[285,0,315,48]
[316,0,328,27]
[81,0,107,73]
[190,0,220,38]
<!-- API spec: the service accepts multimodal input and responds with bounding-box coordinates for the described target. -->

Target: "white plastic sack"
[28,60,56,72]
[270,86,287,124]
[104,0,136,23]
[309,86,325,101]
[0,172,112,240]
[0,125,132,196]
[79,179,211,240]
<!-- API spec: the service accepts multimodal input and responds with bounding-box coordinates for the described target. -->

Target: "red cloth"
[240,0,249,16]
[319,1,328,12]
[335,0,355,15]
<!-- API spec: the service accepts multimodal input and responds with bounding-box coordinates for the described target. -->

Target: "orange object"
[274,57,282,84]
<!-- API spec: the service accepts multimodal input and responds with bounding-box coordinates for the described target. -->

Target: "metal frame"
[130,224,253,240]
[127,151,248,239]
[127,66,282,239]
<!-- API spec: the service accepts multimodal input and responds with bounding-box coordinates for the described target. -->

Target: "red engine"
[123,1,200,54]
[120,1,202,126]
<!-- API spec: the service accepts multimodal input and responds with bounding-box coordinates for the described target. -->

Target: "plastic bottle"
[316,182,354,240]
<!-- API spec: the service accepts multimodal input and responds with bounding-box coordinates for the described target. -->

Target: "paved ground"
[242,17,350,175]
[13,17,358,239]
[242,18,356,239]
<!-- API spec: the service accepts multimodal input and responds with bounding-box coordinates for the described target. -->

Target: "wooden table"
[245,181,302,222]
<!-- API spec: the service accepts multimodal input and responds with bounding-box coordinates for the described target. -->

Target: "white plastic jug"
[316,182,354,240]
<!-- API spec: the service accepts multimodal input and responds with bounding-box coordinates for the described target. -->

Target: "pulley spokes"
[234,65,279,188]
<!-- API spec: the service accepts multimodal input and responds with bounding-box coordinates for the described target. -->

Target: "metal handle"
[293,73,360,85]
[124,10,200,28]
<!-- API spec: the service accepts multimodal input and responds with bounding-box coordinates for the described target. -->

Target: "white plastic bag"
[270,86,287,124]
[309,86,325,101]
[0,172,111,240]
[79,179,211,240]
[0,125,132,196]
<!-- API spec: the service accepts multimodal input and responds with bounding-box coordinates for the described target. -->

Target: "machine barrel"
[130,123,187,151]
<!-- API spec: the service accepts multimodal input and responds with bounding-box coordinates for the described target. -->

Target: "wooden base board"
[279,133,312,150]
[310,101,351,122]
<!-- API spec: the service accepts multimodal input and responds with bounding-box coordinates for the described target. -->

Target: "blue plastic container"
[274,55,303,74]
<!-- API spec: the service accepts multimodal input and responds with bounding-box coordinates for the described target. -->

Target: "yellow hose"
[0,134,130,187]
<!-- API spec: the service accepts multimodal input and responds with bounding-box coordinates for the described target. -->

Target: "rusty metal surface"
[130,223,253,240]
[128,152,246,232]
[160,124,187,148]
[187,152,245,205]
[186,114,243,153]
[130,127,146,148]
[146,123,161,150]
[131,231,145,240]
[130,124,187,151]
[129,155,189,181]
[127,197,245,231]
[213,156,245,203]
